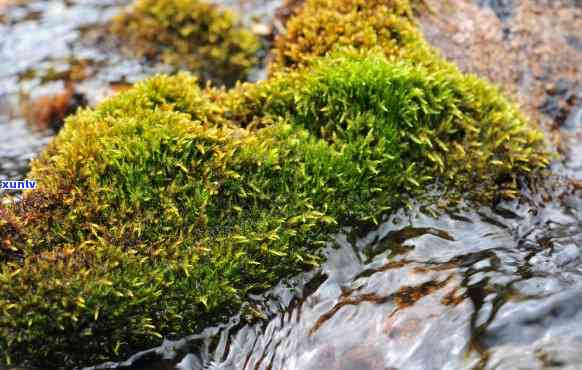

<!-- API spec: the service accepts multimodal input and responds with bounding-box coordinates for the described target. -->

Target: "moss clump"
[0,74,333,366]
[111,0,261,86]
[223,49,548,205]
[0,51,548,367]
[269,0,448,74]
[0,0,549,367]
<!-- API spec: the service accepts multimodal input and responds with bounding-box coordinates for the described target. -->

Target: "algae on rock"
[111,0,261,86]
[0,0,549,367]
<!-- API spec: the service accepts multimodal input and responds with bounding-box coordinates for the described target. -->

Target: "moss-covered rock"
[111,0,261,86]
[1,74,333,366]
[0,0,549,367]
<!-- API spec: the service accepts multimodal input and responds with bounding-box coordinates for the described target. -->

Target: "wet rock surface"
[419,0,581,119]
[418,0,582,180]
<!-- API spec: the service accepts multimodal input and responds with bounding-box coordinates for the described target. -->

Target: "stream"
[1,0,581,369]
[85,182,582,370]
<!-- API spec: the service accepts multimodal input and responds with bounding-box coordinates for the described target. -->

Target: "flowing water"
[1,0,582,369]
[84,181,582,370]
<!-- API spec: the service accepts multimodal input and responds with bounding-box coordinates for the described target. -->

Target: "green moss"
[225,49,548,205]
[111,0,261,86]
[1,76,329,366]
[0,0,550,367]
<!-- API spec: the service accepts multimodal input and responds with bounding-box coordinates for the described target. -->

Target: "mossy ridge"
[0,51,548,366]
[111,0,261,86]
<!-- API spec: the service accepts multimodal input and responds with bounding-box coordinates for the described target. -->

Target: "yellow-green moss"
[0,0,550,367]
[111,0,261,86]
[269,0,448,74]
